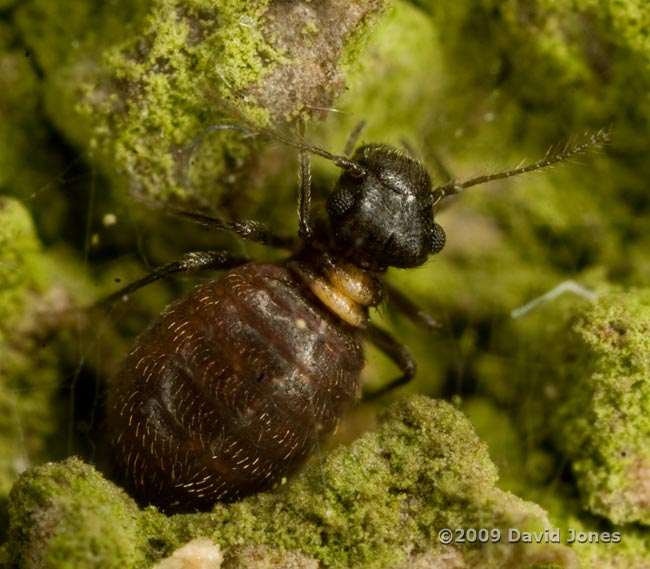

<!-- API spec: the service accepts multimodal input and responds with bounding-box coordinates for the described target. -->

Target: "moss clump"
[2,396,578,569]
[0,197,44,330]
[420,0,650,140]
[452,288,650,562]
[465,394,650,569]
[4,457,146,569]
[0,198,53,531]
[14,0,385,211]
[555,289,650,525]
[0,196,104,542]
[206,396,570,568]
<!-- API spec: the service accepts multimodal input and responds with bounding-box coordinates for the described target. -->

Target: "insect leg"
[343,120,366,156]
[383,283,441,331]
[297,117,313,241]
[362,323,416,401]
[296,118,366,241]
[161,207,297,251]
[96,250,249,306]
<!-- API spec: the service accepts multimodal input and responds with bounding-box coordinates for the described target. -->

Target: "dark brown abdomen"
[106,262,363,511]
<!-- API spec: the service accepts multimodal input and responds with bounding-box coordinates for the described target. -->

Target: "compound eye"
[327,186,356,218]
[429,223,446,254]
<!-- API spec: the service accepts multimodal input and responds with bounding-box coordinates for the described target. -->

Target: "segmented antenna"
[183,122,365,184]
[184,123,609,203]
[431,128,611,205]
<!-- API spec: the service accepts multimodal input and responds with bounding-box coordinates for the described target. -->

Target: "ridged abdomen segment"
[107,262,363,510]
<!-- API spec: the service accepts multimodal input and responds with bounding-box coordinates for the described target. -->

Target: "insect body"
[109,262,363,509]
[106,126,608,511]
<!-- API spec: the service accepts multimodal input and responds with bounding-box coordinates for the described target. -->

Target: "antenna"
[431,128,611,206]
[184,123,365,182]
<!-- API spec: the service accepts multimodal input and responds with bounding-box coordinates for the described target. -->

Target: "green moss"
[465,395,650,569]
[0,198,50,509]
[471,289,650,565]
[3,397,579,568]
[0,198,44,328]
[554,290,650,525]
[570,520,650,569]
[213,396,507,567]
[14,0,385,213]
[418,0,650,133]
[5,457,146,569]
[0,197,110,542]
[319,2,444,155]
[0,21,60,213]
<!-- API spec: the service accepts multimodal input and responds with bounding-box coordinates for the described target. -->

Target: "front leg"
[162,207,296,251]
[362,323,416,401]
[96,250,249,306]
[383,282,441,331]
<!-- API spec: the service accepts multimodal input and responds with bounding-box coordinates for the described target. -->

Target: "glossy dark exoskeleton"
[327,144,446,270]
[105,124,608,511]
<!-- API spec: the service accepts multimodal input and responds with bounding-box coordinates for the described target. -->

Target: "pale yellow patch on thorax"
[289,259,382,328]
